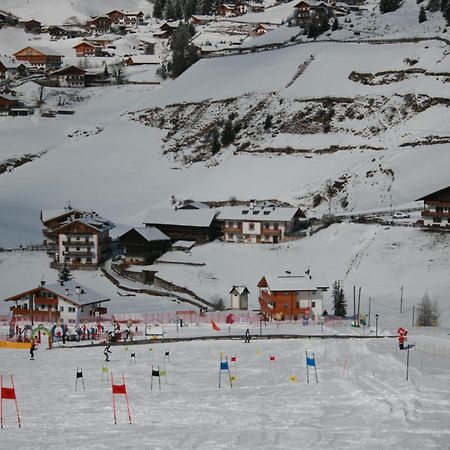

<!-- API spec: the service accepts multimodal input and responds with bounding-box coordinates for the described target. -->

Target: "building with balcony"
[4,280,110,324]
[13,46,63,70]
[41,208,114,269]
[417,186,450,229]
[218,203,305,244]
[258,274,328,320]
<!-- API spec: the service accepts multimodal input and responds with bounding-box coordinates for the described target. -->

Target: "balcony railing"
[10,307,60,322]
[224,227,243,234]
[34,297,58,306]
[63,251,94,258]
[62,240,95,246]
[421,210,450,219]
[261,228,282,236]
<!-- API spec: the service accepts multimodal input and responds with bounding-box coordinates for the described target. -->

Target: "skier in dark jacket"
[104,345,112,362]
[244,329,251,343]
[30,342,37,360]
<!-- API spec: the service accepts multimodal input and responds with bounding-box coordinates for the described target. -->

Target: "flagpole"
[75,367,78,391]
[406,347,410,381]
[227,357,233,389]
[313,352,318,383]
[123,374,132,424]
[111,372,117,425]
[11,376,20,428]
[218,355,222,389]
[151,366,153,390]
[306,351,309,384]
[1,374,3,429]
[158,366,161,390]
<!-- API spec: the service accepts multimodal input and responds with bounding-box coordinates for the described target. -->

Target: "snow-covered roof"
[5,281,110,307]
[144,208,218,228]
[40,208,79,223]
[229,285,249,295]
[0,93,17,101]
[45,281,110,306]
[53,213,114,233]
[178,201,210,209]
[24,46,63,56]
[0,56,30,69]
[218,206,301,222]
[172,240,196,249]
[134,226,170,242]
[263,274,328,292]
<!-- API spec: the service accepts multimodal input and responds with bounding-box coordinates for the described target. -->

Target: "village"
[1,183,448,341]
[0,0,357,115]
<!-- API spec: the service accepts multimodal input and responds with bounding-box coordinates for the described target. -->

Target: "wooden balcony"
[34,297,58,306]
[261,228,282,236]
[91,307,107,315]
[62,240,94,246]
[421,210,450,219]
[10,307,60,322]
[63,251,94,257]
[224,227,243,234]
[425,200,450,208]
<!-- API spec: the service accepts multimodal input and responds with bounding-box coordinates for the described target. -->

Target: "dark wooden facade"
[417,186,450,229]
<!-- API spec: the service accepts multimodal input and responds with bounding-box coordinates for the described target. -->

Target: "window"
[433,217,442,223]
[68,306,76,313]
[249,223,255,231]
[284,304,289,309]
[311,301,316,308]
[264,223,270,229]
[242,210,249,215]
[60,306,64,312]
[237,222,242,228]
[296,302,299,308]
[252,210,260,215]
[273,223,279,230]
[263,211,270,215]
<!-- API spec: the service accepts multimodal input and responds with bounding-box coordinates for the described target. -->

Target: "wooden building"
[417,186,450,229]
[21,19,41,33]
[73,41,103,57]
[143,208,219,243]
[230,286,249,310]
[48,65,86,87]
[0,10,20,25]
[119,227,171,265]
[0,57,30,80]
[294,0,332,25]
[153,21,179,38]
[188,15,215,25]
[85,15,112,34]
[0,93,19,111]
[14,46,63,70]
[4,280,109,324]
[218,202,305,244]
[258,274,328,320]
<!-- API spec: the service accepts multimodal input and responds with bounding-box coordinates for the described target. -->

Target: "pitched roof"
[40,208,80,223]
[261,275,328,292]
[125,55,160,64]
[172,240,196,249]
[49,65,86,76]
[0,93,17,101]
[417,186,450,202]
[4,281,109,307]
[229,285,249,295]
[178,201,210,209]
[218,206,303,222]
[133,226,170,242]
[144,208,218,228]
[54,213,115,233]
[15,46,63,57]
[0,56,30,69]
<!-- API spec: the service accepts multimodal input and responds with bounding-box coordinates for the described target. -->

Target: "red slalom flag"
[269,355,276,361]
[231,356,237,363]
[211,320,220,332]
[1,387,16,400]
[112,384,126,395]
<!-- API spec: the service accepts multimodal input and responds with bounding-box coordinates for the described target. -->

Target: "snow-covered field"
[1,336,449,449]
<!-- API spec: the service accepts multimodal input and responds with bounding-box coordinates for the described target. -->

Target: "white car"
[392,212,410,219]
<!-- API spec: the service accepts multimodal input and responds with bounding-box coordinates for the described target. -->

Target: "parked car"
[392,212,410,219]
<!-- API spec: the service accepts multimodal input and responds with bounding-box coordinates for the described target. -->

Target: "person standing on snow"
[244,329,251,343]
[104,345,112,362]
[30,342,37,360]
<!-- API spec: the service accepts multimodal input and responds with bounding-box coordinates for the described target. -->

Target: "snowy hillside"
[0,0,152,24]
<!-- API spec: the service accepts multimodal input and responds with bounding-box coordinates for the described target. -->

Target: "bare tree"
[416,294,440,326]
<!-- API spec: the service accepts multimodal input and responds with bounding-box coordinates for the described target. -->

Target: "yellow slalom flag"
[289,375,297,383]
[148,347,153,352]
[102,366,109,373]
[231,376,237,383]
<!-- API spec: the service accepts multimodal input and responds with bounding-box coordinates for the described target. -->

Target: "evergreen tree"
[416,294,440,326]
[58,263,73,285]
[380,0,401,13]
[221,119,235,146]
[307,17,319,39]
[153,0,164,19]
[264,114,272,130]
[426,0,440,11]
[332,17,339,31]
[210,127,221,154]
[441,0,448,12]
[419,6,427,21]
[164,0,177,20]
[319,15,330,33]
[174,0,183,19]
[332,281,347,317]
[170,23,199,77]
[444,1,450,24]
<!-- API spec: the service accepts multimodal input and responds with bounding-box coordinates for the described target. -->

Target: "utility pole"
[357,287,361,326]
[412,306,415,327]
[375,314,379,337]
[400,286,403,313]
[368,297,371,327]
[353,286,356,326]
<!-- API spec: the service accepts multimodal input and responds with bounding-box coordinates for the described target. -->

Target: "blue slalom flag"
[220,361,229,370]
[306,357,316,367]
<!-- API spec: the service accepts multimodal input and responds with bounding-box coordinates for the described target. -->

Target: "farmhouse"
[0,93,19,112]
[5,281,110,324]
[153,21,179,38]
[417,186,450,229]
[254,23,275,35]
[293,0,331,25]
[0,57,30,80]
[86,15,112,34]
[218,203,305,243]
[21,19,41,33]
[73,41,103,57]
[0,10,19,25]
[48,65,86,87]
[188,15,215,25]
[143,208,219,243]
[217,3,247,16]
[14,46,63,70]
[258,274,328,320]
[119,227,171,265]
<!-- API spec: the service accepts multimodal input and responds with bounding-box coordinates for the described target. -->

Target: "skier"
[244,329,251,343]
[104,345,112,362]
[30,342,37,360]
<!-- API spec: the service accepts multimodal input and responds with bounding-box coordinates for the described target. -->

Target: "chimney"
[249,200,255,210]
[40,280,46,286]
[75,286,81,295]
[65,288,69,295]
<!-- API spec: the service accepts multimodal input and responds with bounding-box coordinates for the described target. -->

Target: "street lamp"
[375,314,379,337]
